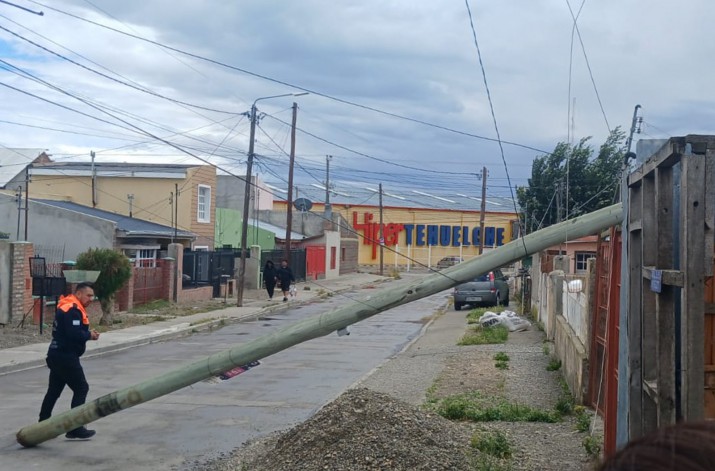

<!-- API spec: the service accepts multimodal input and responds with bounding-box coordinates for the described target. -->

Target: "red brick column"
[10,242,34,324]
[116,269,135,311]
[161,257,175,302]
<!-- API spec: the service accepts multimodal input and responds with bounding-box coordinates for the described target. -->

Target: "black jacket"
[276,266,295,286]
[47,297,91,358]
[264,264,278,286]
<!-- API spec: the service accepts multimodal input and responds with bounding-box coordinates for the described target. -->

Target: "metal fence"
[183,250,236,297]
[260,249,306,282]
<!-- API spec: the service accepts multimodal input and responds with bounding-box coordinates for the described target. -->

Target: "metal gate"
[306,246,326,280]
[183,250,236,297]
[590,229,621,455]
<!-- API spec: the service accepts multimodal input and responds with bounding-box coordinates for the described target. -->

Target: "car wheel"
[454,302,463,311]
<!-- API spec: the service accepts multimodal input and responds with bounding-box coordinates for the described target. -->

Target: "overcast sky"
[0,0,713,203]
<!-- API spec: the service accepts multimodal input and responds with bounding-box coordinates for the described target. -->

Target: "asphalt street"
[0,286,450,470]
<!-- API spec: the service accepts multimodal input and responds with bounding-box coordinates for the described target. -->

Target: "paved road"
[0,285,450,470]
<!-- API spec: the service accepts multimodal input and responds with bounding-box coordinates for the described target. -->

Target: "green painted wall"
[215,208,275,250]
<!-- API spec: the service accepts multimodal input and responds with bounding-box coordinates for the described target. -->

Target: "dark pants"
[39,354,89,422]
[265,281,276,298]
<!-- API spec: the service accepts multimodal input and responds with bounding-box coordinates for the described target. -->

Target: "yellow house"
[29,162,216,249]
[273,200,518,268]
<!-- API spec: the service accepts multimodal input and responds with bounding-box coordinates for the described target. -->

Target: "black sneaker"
[283,297,287,302]
[66,427,96,440]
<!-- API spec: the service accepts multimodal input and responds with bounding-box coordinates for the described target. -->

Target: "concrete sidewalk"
[0,273,389,376]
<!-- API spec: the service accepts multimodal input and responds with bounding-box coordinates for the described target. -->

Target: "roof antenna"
[0,0,44,15]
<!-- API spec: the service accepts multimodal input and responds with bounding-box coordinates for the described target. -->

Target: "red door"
[306,246,326,280]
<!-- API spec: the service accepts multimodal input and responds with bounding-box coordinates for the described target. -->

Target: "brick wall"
[11,242,34,323]
[340,239,359,275]
[179,285,213,303]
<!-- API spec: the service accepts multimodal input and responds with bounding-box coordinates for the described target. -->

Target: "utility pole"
[285,102,298,262]
[624,104,643,159]
[238,93,309,307]
[379,183,384,276]
[174,184,179,241]
[16,186,22,240]
[237,103,259,307]
[90,150,97,207]
[478,167,487,255]
[556,181,562,223]
[24,165,29,240]
[169,191,175,243]
[324,155,332,224]
[127,194,134,218]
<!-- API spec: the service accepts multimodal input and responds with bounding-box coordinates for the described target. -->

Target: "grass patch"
[466,305,507,324]
[493,352,510,362]
[129,299,172,314]
[471,429,512,459]
[437,391,560,423]
[459,325,509,346]
[495,361,509,370]
[555,395,574,415]
[575,406,591,433]
[542,343,551,356]
[471,455,513,471]
[535,320,545,332]
[582,434,602,458]
[546,358,562,371]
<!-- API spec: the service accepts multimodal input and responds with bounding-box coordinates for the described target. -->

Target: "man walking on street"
[38,282,100,440]
[276,259,295,302]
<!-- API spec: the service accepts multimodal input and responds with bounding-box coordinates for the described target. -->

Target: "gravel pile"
[199,388,474,471]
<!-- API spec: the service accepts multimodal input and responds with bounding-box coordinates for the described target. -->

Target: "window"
[122,248,157,267]
[197,185,211,223]
[341,247,346,262]
[575,252,596,273]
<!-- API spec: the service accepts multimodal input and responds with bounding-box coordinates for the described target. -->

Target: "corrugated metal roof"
[0,148,45,187]
[35,199,195,238]
[31,161,196,178]
[266,180,519,213]
[255,220,307,240]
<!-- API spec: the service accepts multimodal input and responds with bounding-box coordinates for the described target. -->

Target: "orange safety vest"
[57,294,89,326]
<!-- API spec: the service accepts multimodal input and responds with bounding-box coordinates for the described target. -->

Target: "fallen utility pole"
[16,203,623,447]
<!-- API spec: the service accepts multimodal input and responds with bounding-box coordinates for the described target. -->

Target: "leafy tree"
[517,128,625,231]
[75,248,133,326]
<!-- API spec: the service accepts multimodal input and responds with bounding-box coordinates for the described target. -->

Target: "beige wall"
[274,201,517,267]
[30,165,216,248]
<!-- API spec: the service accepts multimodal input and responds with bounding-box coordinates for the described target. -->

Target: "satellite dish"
[294,197,313,212]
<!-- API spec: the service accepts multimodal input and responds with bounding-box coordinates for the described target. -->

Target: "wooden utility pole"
[379,182,384,275]
[478,167,487,254]
[24,165,29,240]
[324,155,332,225]
[285,102,298,261]
[174,183,179,241]
[16,186,22,240]
[15,203,624,448]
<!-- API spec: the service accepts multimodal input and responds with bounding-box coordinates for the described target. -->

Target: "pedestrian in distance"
[38,282,100,440]
[276,259,295,302]
[263,260,278,300]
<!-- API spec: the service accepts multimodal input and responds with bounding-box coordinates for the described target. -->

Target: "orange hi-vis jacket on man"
[47,293,91,358]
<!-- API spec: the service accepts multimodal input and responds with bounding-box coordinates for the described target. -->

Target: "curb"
[0,279,389,377]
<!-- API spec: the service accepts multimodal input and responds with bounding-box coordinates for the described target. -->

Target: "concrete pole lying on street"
[16,203,623,448]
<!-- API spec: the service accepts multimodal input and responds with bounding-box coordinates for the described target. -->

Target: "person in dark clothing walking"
[276,259,295,302]
[39,282,100,440]
[263,260,278,299]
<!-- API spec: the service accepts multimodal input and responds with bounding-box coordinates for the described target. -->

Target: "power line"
[463,0,527,249]
[565,0,610,133]
[26,0,554,156]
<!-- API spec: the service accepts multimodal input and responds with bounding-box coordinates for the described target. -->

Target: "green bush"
[76,248,132,325]
[493,352,510,362]
[437,392,560,423]
[546,358,562,371]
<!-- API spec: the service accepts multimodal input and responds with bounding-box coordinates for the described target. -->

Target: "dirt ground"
[0,299,227,350]
[187,308,599,471]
